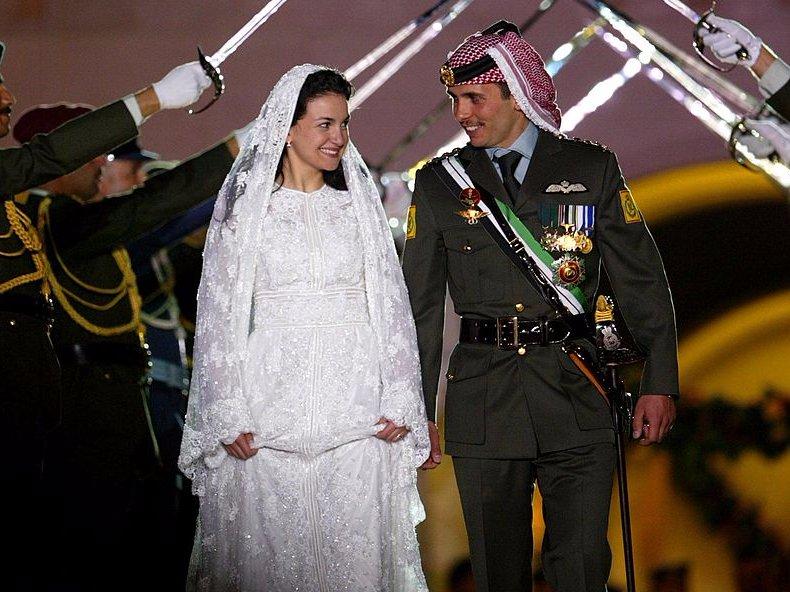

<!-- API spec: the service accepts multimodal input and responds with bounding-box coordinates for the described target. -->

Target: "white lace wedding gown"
[187,185,428,592]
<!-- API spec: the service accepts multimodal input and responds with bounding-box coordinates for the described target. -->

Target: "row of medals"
[456,187,591,288]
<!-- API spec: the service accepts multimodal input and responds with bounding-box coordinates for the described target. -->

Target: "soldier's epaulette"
[14,191,30,205]
[422,146,464,170]
[558,134,613,153]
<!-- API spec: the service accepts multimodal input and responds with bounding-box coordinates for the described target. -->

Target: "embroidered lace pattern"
[179,65,429,591]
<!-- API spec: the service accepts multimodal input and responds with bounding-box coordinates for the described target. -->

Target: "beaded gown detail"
[179,65,429,592]
[183,186,429,592]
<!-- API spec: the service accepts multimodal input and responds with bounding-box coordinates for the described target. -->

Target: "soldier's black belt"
[56,342,152,369]
[459,314,590,350]
[0,293,54,324]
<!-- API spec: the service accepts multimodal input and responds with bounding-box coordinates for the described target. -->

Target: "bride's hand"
[223,432,258,460]
[375,417,409,443]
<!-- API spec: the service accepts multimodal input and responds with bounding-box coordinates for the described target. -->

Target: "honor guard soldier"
[11,103,242,591]
[696,15,790,162]
[123,156,218,591]
[0,40,212,592]
[402,22,678,592]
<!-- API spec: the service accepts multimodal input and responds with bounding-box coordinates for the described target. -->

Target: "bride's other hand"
[223,432,258,460]
[375,417,409,443]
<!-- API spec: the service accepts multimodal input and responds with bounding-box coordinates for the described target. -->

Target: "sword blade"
[345,0,455,81]
[661,0,701,23]
[209,0,289,67]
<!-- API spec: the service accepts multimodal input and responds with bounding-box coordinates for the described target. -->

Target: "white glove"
[738,118,790,163]
[152,62,212,110]
[234,120,257,150]
[697,15,762,67]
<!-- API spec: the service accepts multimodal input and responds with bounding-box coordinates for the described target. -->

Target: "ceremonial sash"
[439,156,588,315]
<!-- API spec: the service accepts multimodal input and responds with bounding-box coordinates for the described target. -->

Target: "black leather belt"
[56,342,152,369]
[0,293,54,324]
[459,314,591,350]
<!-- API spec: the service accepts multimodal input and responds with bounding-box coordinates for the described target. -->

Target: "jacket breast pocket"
[444,344,493,445]
[443,227,504,304]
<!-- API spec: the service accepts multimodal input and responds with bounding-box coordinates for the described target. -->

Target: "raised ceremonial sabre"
[190,0,289,114]
[662,0,749,71]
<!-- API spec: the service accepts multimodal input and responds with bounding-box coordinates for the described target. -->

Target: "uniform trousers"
[42,362,159,591]
[453,442,616,592]
[0,312,60,591]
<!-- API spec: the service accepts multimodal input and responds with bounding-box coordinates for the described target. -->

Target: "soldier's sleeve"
[596,151,680,397]
[766,79,790,120]
[54,140,234,259]
[759,58,790,120]
[402,166,447,422]
[0,101,137,197]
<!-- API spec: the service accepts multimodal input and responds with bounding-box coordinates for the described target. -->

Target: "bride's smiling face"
[286,93,349,172]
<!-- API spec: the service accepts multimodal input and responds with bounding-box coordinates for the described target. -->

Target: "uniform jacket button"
[446,372,455,381]
[517,346,527,356]
[515,303,525,312]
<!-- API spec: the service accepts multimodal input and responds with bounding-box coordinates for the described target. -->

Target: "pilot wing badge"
[544,180,588,194]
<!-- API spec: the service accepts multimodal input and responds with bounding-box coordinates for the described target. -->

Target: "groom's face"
[448,82,527,149]
[286,93,350,172]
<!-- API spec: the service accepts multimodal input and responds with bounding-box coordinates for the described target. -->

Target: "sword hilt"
[728,114,782,169]
[692,10,750,72]
[188,46,225,115]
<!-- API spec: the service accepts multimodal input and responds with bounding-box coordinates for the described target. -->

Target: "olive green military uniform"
[1,101,138,429]
[402,130,679,591]
[767,79,789,120]
[15,141,234,591]
[0,101,137,591]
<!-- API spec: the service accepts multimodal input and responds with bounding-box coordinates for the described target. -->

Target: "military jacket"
[16,141,234,349]
[1,101,137,297]
[402,130,679,458]
[767,78,790,121]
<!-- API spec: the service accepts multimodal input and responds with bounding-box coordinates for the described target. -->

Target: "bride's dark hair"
[275,69,354,191]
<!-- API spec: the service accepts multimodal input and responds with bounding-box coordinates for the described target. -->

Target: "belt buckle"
[546,318,572,344]
[496,316,520,350]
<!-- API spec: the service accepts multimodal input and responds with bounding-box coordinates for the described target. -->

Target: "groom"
[402,22,678,592]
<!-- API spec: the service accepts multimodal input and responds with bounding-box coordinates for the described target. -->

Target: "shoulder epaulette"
[424,146,463,169]
[560,134,613,153]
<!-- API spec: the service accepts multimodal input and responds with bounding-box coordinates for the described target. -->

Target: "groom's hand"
[420,421,442,470]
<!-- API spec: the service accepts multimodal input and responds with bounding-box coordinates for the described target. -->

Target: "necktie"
[494,151,522,205]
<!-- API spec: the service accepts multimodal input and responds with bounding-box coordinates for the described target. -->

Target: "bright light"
[602,32,627,53]
[552,43,573,62]
[623,57,641,77]
[560,61,641,133]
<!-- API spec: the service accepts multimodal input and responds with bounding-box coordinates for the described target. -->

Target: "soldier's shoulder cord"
[0,198,49,295]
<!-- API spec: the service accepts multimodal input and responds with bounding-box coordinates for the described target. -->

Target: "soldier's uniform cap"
[13,102,94,145]
[441,20,561,132]
[109,138,158,162]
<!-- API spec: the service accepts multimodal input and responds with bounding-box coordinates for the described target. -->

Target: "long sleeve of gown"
[178,199,257,493]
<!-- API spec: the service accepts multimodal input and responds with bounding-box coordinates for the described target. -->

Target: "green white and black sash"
[439,155,588,315]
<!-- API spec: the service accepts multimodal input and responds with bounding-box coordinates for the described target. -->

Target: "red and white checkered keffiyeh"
[447,30,561,132]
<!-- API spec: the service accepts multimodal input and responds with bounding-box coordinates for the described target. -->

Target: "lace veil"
[178,64,430,496]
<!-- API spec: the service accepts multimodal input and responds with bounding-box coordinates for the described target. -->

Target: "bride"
[178,65,430,591]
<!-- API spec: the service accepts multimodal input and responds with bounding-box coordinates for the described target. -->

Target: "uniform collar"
[484,122,539,162]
